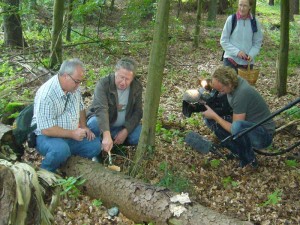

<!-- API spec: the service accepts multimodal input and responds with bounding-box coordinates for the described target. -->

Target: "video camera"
[182,79,232,117]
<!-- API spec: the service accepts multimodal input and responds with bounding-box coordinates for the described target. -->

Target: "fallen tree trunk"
[61,156,253,225]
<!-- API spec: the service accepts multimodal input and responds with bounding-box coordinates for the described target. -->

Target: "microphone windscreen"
[185,132,212,154]
[183,89,200,102]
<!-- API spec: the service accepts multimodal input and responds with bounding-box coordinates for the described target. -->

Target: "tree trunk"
[269,0,274,6]
[251,0,257,17]
[193,0,202,47]
[3,0,28,47]
[66,0,73,42]
[50,0,65,69]
[276,0,289,97]
[61,156,253,225]
[218,0,229,14]
[294,0,299,14]
[289,0,295,21]
[132,0,170,176]
[110,0,115,11]
[207,0,217,21]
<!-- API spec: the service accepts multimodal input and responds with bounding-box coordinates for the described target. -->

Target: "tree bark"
[193,0,202,48]
[207,0,217,21]
[132,0,170,176]
[61,156,253,225]
[3,0,28,47]
[50,0,65,69]
[276,0,289,97]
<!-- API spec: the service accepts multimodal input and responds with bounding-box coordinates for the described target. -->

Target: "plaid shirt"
[32,75,84,135]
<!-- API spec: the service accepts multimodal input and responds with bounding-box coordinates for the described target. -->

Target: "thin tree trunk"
[251,0,257,17]
[276,0,289,97]
[131,0,170,176]
[66,0,73,42]
[61,156,253,225]
[269,0,274,6]
[294,0,299,14]
[207,0,217,21]
[193,0,202,47]
[50,0,65,69]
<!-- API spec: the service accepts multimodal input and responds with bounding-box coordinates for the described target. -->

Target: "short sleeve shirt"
[32,75,84,135]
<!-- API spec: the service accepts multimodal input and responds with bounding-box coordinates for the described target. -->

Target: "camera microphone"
[184,132,212,154]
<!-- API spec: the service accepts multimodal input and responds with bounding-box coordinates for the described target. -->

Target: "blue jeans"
[87,115,142,146]
[205,117,273,166]
[36,135,101,172]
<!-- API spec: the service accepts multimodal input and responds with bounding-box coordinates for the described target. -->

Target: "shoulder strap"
[230,13,237,35]
[230,14,258,35]
[250,16,258,33]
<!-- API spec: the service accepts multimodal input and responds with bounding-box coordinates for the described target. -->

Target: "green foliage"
[209,159,221,168]
[222,176,239,188]
[184,116,201,126]
[121,0,156,28]
[260,189,282,207]
[156,122,181,143]
[0,61,15,77]
[56,176,86,199]
[157,161,190,192]
[92,199,103,207]
[284,159,298,168]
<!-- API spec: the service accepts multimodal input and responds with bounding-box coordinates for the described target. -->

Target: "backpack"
[221,13,258,61]
[13,103,37,147]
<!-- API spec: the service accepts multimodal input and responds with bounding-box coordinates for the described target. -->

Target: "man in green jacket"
[87,58,143,155]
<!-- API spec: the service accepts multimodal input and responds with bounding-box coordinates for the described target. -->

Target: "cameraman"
[202,66,275,168]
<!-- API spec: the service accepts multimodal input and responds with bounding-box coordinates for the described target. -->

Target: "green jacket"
[86,73,143,134]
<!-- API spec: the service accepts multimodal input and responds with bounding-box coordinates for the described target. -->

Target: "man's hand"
[202,105,218,120]
[113,128,128,145]
[102,131,113,152]
[82,127,95,141]
[72,128,87,141]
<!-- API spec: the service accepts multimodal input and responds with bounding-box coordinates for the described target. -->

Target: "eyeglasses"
[68,73,83,85]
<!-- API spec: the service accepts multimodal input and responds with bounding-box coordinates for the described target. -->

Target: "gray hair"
[115,58,137,75]
[58,58,84,76]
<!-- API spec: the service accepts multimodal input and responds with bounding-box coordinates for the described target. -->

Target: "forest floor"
[13,2,300,225]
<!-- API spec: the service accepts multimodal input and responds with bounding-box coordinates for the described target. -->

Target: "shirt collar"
[236,11,252,20]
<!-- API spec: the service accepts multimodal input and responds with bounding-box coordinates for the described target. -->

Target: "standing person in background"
[87,58,143,158]
[32,58,101,173]
[220,0,263,73]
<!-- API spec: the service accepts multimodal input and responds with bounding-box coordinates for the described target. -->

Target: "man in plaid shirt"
[31,58,100,172]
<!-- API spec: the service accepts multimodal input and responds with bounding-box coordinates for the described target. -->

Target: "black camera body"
[182,88,232,117]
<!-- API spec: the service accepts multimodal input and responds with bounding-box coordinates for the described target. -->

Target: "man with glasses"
[86,58,142,158]
[200,66,275,168]
[31,58,100,172]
